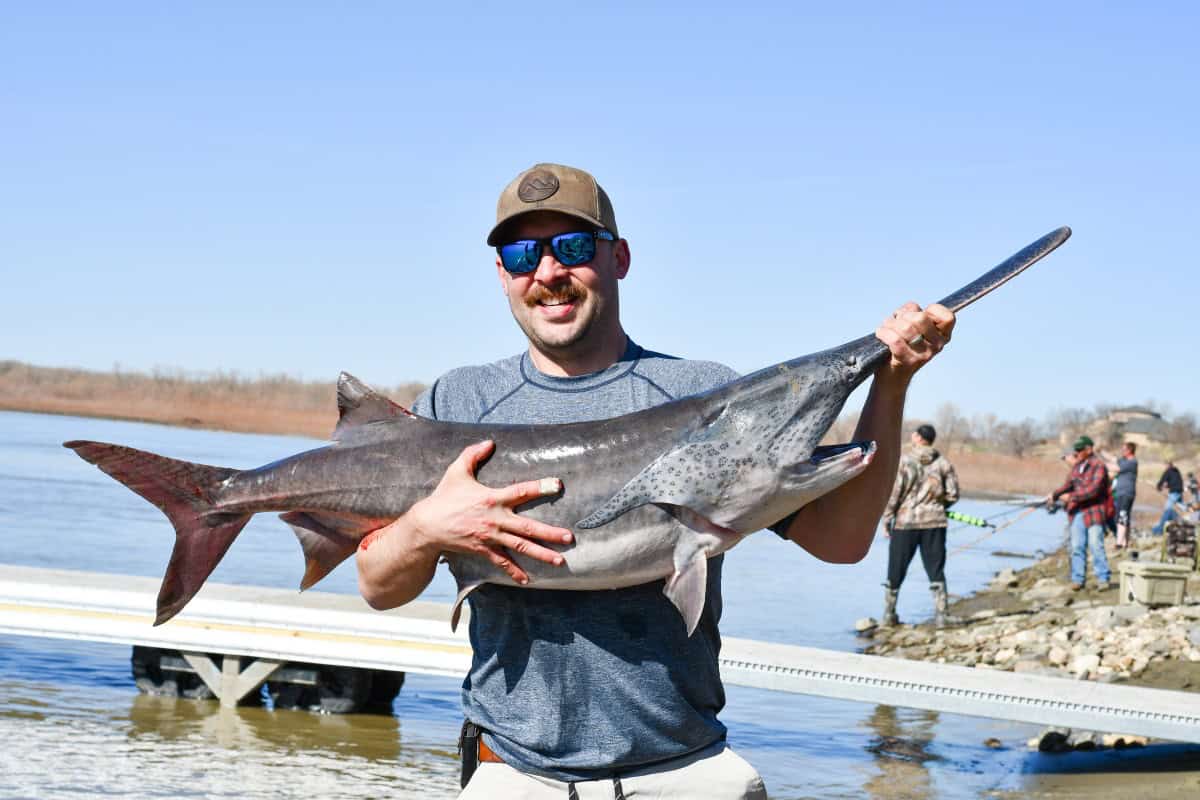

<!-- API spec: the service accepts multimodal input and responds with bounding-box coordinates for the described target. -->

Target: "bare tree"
[934,402,968,447]
[971,412,998,443]
[994,418,1039,458]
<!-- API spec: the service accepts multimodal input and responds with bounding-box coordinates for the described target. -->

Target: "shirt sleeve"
[881,461,909,526]
[412,381,438,419]
[943,462,960,507]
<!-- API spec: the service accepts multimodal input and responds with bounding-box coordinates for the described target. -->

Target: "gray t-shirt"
[413,339,739,781]
[1114,457,1138,497]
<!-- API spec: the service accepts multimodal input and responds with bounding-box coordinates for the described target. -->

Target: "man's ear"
[614,239,631,280]
[496,255,509,296]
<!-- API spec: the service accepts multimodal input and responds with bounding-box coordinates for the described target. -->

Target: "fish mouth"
[810,441,876,467]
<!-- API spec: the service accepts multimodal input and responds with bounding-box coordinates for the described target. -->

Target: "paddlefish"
[65,227,1071,633]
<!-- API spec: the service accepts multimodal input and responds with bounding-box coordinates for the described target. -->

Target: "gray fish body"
[210,358,879,632]
[64,227,1072,631]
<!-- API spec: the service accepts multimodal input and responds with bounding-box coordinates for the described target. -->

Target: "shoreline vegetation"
[0,360,424,440]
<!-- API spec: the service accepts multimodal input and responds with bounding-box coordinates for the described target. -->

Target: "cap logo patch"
[517,170,560,203]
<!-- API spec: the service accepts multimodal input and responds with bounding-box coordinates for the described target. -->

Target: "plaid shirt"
[1054,454,1110,528]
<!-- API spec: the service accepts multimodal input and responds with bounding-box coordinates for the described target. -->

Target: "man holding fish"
[355,163,956,798]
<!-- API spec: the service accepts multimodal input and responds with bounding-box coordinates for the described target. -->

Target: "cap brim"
[487,206,610,246]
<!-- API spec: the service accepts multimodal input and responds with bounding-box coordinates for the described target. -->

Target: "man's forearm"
[356,515,441,610]
[785,369,908,563]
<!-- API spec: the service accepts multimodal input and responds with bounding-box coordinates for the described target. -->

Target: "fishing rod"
[947,510,992,528]
[948,505,1040,557]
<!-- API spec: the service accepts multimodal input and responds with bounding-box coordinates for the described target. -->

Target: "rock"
[1188,625,1200,646]
[1037,728,1072,753]
[983,737,1004,749]
[1024,643,1051,659]
[1048,645,1069,666]
[1079,607,1119,631]
[1068,730,1099,750]
[992,568,1018,589]
[971,609,999,621]
[1148,637,1171,655]
[1014,629,1041,645]
[994,647,1017,664]
[855,617,877,633]
[1022,580,1074,603]
[1112,604,1148,623]
[1070,653,1101,677]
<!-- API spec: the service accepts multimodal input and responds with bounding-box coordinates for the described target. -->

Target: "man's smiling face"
[495,210,629,364]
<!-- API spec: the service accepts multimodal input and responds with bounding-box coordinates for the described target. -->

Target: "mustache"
[524,284,585,308]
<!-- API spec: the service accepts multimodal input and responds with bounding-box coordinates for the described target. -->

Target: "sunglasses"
[497,230,615,274]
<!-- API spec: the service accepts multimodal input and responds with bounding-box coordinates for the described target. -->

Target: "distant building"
[1083,406,1170,448]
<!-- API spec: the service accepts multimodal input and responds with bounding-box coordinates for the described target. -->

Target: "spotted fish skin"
[64,228,1070,633]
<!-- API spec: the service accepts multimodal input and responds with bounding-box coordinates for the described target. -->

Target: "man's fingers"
[493,532,566,566]
[498,477,564,507]
[925,302,956,333]
[482,547,530,585]
[456,440,495,477]
[503,512,574,544]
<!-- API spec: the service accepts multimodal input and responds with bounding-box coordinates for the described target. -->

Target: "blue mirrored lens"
[500,241,541,273]
[551,232,596,266]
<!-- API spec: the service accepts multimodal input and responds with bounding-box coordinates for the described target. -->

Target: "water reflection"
[861,704,940,799]
[127,695,404,760]
[0,676,461,800]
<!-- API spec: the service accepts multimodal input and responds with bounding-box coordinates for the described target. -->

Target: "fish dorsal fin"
[334,372,414,439]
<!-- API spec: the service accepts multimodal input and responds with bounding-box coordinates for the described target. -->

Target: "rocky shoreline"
[858,533,1200,752]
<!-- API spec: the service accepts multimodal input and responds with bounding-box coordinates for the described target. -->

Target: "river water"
[0,410,1187,798]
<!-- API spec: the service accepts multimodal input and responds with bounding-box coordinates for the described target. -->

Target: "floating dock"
[1,564,1198,743]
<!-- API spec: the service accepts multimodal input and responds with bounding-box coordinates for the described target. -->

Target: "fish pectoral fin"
[662,541,709,637]
[655,503,742,544]
[451,581,483,632]
[576,442,730,529]
[333,372,415,439]
[281,511,377,590]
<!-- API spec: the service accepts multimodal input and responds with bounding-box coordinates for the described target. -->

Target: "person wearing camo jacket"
[880,424,960,627]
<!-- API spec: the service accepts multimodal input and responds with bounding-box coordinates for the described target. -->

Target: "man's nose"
[532,249,570,283]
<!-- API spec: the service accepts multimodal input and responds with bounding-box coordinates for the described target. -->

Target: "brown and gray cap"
[487,163,619,246]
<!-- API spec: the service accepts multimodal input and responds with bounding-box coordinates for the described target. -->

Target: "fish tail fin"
[64,440,249,625]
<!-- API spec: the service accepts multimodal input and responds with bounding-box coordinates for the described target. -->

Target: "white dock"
[1,564,1198,743]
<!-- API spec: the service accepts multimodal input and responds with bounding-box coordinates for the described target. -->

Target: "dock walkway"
[1,564,1198,743]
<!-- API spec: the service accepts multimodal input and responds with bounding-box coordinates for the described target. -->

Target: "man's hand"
[402,440,573,585]
[874,302,956,381]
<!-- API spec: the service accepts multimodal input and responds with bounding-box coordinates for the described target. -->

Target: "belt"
[478,737,504,764]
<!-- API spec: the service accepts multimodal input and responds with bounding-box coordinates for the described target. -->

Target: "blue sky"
[4,2,1197,424]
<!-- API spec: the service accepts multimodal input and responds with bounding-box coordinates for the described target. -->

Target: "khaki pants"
[458,741,767,799]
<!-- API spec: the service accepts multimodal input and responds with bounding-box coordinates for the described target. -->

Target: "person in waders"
[879,424,960,627]
[355,163,956,799]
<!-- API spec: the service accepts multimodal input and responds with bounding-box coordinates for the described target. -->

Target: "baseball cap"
[487,163,619,246]
[1072,435,1094,451]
